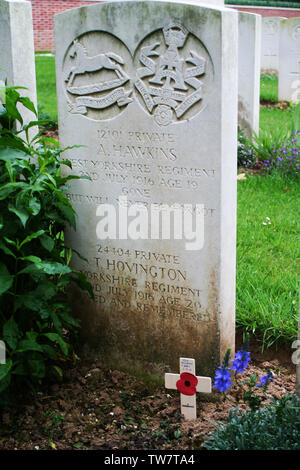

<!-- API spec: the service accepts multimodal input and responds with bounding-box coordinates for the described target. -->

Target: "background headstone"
[279,17,300,104]
[0,0,37,129]
[261,17,286,76]
[55,0,238,377]
[238,11,261,137]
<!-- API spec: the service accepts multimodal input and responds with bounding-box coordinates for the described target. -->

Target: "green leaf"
[34,260,72,276]
[8,202,30,227]
[0,370,11,393]
[5,90,23,124]
[0,359,12,382]
[41,344,57,359]
[50,311,62,334]
[0,136,28,152]
[40,234,55,252]
[56,310,80,329]
[19,230,45,248]
[12,362,27,376]
[16,339,44,353]
[43,333,68,356]
[21,295,49,318]
[28,196,41,216]
[18,97,37,116]
[3,317,20,349]
[34,281,57,301]
[0,240,16,258]
[0,147,28,161]
[52,365,63,377]
[0,262,13,295]
[0,182,27,200]
[0,359,12,394]
[54,201,76,228]
[71,271,94,299]
[17,263,46,282]
[19,255,42,263]
[28,359,46,378]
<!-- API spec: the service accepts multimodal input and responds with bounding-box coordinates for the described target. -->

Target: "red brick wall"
[29,0,101,51]
[229,5,300,17]
[30,1,300,51]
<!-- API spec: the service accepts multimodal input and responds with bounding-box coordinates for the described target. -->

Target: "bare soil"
[260,100,290,110]
[0,336,296,451]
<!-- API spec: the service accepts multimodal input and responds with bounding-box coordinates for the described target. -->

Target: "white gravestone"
[54,1,238,377]
[165,357,211,420]
[279,17,300,104]
[261,17,286,76]
[238,11,261,137]
[0,0,37,129]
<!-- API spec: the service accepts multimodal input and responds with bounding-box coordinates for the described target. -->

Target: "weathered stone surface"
[238,11,261,137]
[278,17,300,104]
[54,1,237,377]
[261,16,286,76]
[0,0,37,128]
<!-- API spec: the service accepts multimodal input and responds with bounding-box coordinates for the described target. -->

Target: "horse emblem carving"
[64,39,133,115]
[65,40,126,86]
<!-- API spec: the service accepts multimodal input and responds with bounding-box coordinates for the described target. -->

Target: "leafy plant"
[237,127,257,168]
[0,86,93,402]
[44,410,64,443]
[204,394,300,450]
[213,338,275,412]
[261,103,300,177]
[262,130,300,178]
[249,127,289,163]
[37,104,57,130]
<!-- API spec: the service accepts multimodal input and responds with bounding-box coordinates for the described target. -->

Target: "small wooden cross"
[165,357,212,420]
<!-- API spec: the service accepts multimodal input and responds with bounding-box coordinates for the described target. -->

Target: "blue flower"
[213,366,232,392]
[257,370,274,387]
[230,350,251,374]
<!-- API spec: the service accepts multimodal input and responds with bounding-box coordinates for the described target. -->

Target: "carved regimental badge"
[62,26,213,124]
[134,24,210,126]
[63,33,133,119]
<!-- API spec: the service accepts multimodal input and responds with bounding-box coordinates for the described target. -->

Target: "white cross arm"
[165,373,212,394]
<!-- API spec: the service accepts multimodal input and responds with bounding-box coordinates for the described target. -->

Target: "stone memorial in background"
[0,0,37,128]
[238,11,261,137]
[279,17,300,104]
[54,0,238,377]
[261,16,286,76]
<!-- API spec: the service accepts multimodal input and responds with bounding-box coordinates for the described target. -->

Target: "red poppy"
[176,372,198,396]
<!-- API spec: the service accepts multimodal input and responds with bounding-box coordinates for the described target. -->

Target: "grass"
[35,54,57,121]
[260,75,295,135]
[260,74,278,103]
[260,107,294,136]
[33,57,300,347]
[236,173,299,347]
